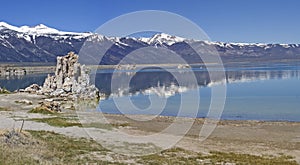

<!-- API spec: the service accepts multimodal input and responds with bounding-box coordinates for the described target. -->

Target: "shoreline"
[102,112,300,123]
[0,58,299,75]
[0,92,299,163]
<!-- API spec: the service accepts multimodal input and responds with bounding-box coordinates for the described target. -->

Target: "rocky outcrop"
[39,101,61,112]
[23,52,99,99]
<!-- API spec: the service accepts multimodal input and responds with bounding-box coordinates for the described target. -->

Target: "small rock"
[16,99,33,105]
[24,84,41,93]
[44,98,53,102]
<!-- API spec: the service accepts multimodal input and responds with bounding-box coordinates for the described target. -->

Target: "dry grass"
[29,106,56,114]
[0,130,41,164]
[0,130,297,164]
[138,148,298,165]
[28,130,111,164]
[0,130,124,164]
[0,107,10,111]
[84,122,130,130]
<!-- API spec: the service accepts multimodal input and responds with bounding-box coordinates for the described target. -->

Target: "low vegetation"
[30,115,130,129]
[204,151,297,165]
[0,129,40,164]
[83,122,114,130]
[0,107,9,111]
[0,130,297,164]
[0,130,116,164]
[138,148,298,165]
[28,130,111,164]
[30,117,82,127]
[84,122,130,130]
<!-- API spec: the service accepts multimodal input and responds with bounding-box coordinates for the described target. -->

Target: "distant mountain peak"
[18,24,60,34]
[0,21,20,31]
[0,21,11,27]
[34,24,48,28]
[140,33,186,46]
[0,21,90,36]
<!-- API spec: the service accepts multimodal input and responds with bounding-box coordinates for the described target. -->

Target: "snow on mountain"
[0,22,91,37]
[19,24,61,34]
[142,33,186,46]
[1,22,298,48]
[0,21,299,63]
[0,22,20,31]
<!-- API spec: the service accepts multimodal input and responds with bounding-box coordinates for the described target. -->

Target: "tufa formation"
[24,52,99,99]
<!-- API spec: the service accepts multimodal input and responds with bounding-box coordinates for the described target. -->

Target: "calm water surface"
[97,64,300,122]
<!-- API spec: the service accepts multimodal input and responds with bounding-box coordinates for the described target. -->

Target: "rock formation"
[24,52,99,99]
[0,87,10,94]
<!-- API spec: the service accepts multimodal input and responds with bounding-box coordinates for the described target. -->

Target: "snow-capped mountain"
[140,33,186,46]
[0,22,94,62]
[0,22,91,36]
[0,22,299,63]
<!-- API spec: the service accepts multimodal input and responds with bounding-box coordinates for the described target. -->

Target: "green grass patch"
[31,117,82,127]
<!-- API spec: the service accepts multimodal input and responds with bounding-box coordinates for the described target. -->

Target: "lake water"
[1,63,299,121]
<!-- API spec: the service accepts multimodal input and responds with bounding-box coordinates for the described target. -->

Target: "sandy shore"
[102,113,300,161]
[0,92,299,163]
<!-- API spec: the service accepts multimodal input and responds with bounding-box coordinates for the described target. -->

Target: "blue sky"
[0,0,299,43]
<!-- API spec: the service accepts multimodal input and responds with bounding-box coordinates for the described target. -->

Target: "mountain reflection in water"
[95,67,300,98]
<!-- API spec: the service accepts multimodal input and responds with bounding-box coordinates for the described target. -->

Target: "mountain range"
[0,22,299,64]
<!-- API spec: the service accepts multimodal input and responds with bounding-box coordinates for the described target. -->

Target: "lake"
[1,62,299,121]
